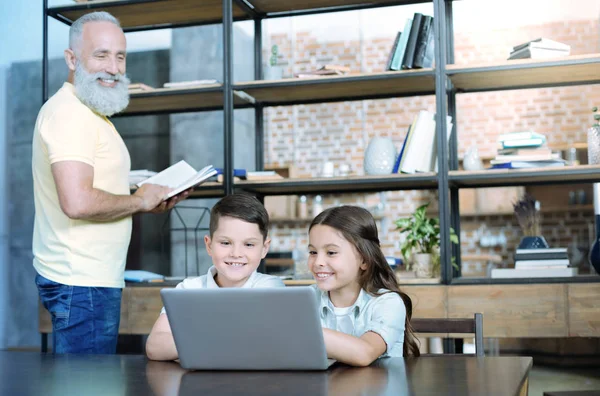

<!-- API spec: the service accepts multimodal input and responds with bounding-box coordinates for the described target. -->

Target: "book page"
[166,165,217,198]
[137,160,197,188]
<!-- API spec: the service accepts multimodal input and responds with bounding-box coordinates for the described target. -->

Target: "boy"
[145,193,285,361]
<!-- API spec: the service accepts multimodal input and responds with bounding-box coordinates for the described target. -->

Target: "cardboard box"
[265,195,298,219]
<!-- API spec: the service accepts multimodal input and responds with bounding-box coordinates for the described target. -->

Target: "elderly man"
[32,11,184,354]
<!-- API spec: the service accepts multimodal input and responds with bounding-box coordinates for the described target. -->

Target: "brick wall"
[263,18,600,276]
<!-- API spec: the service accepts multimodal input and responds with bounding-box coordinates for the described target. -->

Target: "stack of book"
[489,131,565,169]
[295,65,350,78]
[508,38,571,60]
[491,248,577,278]
[385,12,435,71]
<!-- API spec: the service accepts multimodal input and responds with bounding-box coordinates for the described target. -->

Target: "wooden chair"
[411,313,484,356]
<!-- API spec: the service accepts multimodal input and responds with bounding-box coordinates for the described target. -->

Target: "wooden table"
[0,352,532,396]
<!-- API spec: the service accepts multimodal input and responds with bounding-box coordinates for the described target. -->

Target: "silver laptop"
[161,287,337,370]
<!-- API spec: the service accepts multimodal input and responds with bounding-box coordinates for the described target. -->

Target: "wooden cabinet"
[38,283,600,338]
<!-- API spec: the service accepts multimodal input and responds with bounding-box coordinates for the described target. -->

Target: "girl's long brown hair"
[310,205,421,357]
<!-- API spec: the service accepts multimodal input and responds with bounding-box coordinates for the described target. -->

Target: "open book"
[136,160,217,199]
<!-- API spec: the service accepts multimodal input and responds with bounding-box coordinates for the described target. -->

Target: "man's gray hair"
[69,11,122,53]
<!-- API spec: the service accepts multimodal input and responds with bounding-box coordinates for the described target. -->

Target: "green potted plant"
[395,202,459,278]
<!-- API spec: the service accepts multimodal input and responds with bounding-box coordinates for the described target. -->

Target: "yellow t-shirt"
[32,82,132,288]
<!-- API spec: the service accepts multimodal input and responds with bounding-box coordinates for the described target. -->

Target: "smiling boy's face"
[204,216,270,287]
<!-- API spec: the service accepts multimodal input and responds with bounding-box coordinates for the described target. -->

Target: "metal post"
[42,0,49,103]
[254,18,264,171]
[445,0,461,280]
[433,0,451,284]
[223,0,234,195]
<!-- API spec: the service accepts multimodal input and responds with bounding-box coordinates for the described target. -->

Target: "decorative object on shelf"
[395,202,459,278]
[312,195,323,217]
[588,106,600,165]
[513,194,549,249]
[297,195,308,219]
[463,145,484,171]
[321,161,334,177]
[264,45,283,80]
[338,163,351,177]
[588,183,600,274]
[364,137,397,175]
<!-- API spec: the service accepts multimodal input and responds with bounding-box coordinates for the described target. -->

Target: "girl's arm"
[145,314,178,361]
[323,328,387,367]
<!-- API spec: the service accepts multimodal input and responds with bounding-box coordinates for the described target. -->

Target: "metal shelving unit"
[42,0,600,286]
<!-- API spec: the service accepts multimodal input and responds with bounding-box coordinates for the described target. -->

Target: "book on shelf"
[136,160,217,199]
[501,137,546,149]
[124,270,164,283]
[491,152,561,164]
[389,18,413,71]
[418,16,435,68]
[163,79,219,88]
[514,251,569,261]
[498,131,545,142]
[489,159,566,169]
[412,15,433,69]
[514,258,570,269]
[128,83,154,93]
[402,13,423,69]
[497,147,552,156]
[395,110,452,174]
[515,247,568,254]
[385,32,402,71]
[508,47,570,60]
[129,169,158,186]
[491,267,578,278]
[509,38,571,60]
[512,37,571,52]
[216,170,284,182]
[295,65,350,78]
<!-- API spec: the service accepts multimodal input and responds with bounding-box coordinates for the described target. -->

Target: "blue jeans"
[35,274,122,354]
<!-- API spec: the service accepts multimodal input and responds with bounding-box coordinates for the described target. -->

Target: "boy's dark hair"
[310,205,421,357]
[209,193,269,240]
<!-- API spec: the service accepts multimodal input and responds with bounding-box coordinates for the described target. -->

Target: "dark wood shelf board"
[188,182,225,199]
[452,275,600,285]
[449,165,600,188]
[234,174,438,196]
[120,86,253,116]
[447,54,600,93]
[48,0,249,31]
[234,70,435,106]
[48,0,429,31]
[460,204,594,217]
[252,0,431,16]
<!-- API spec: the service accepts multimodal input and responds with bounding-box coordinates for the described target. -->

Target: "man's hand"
[134,184,172,212]
[149,188,194,214]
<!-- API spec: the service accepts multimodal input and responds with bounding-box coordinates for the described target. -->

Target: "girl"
[308,205,420,366]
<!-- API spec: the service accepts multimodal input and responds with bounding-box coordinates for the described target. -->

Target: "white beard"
[73,62,130,117]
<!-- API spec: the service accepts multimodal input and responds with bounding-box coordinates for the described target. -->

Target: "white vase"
[364,137,397,175]
[413,253,433,278]
[588,125,600,165]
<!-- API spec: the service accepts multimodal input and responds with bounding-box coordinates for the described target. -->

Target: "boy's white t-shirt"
[160,266,285,314]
